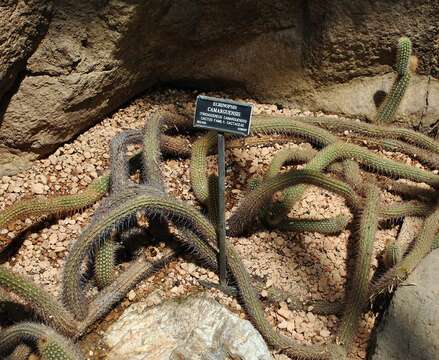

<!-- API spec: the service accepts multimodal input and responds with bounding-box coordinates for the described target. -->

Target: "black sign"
[193,95,253,136]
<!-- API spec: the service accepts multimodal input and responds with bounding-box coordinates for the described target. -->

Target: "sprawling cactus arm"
[0,266,78,336]
[297,116,439,154]
[375,37,412,124]
[190,131,217,205]
[382,179,436,200]
[142,112,166,191]
[270,142,439,222]
[190,117,338,205]
[266,148,318,179]
[94,232,119,290]
[0,175,110,229]
[276,215,350,235]
[160,135,191,158]
[342,159,363,192]
[79,250,176,337]
[228,169,360,236]
[396,37,412,76]
[379,200,433,221]
[432,233,439,250]
[338,186,380,351]
[5,343,32,360]
[367,138,439,169]
[110,130,143,193]
[62,190,216,320]
[207,175,219,227]
[383,217,423,267]
[0,322,83,360]
[225,238,344,359]
[370,203,439,298]
[376,73,411,124]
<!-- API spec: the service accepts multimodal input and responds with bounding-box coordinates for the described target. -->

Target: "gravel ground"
[0,89,430,359]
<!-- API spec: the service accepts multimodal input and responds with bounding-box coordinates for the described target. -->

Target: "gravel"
[0,88,430,360]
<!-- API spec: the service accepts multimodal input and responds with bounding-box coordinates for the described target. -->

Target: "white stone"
[104,295,272,360]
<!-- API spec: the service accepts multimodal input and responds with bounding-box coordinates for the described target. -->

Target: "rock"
[306,73,439,129]
[104,295,272,360]
[0,0,52,100]
[369,249,439,360]
[1,0,439,175]
[31,182,45,194]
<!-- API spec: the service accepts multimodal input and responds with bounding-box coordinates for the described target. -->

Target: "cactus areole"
[193,95,253,286]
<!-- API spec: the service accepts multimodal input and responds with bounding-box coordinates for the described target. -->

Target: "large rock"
[369,249,439,360]
[1,0,438,174]
[103,295,272,360]
[0,0,52,100]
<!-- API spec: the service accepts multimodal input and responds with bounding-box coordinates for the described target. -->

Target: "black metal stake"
[217,132,227,286]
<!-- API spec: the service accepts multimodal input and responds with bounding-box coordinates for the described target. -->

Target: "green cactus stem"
[0,322,83,360]
[0,266,78,336]
[370,202,439,298]
[338,186,380,351]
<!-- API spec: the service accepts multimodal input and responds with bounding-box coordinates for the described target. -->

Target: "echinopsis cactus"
[0,39,438,359]
[376,36,413,123]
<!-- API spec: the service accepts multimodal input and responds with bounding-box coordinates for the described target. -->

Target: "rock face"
[1,0,439,174]
[103,295,272,360]
[369,249,439,360]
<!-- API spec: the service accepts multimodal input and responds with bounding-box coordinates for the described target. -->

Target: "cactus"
[227,169,360,236]
[376,73,411,124]
[366,138,439,169]
[383,217,423,267]
[94,232,119,289]
[6,343,32,360]
[338,186,380,351]
[142,112,166,191]
[190,117,337,205]
[269,142,439,222]
[370,202,439,298]
[396,37,412,75]
[110,130,143,192]
[292,115,439,154]
[0,322,83,360]
[276,215,350,235]
[0,266,78,336]
[0,175,110,229]
[375,37,412,124]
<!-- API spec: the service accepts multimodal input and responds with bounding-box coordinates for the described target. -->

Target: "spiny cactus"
[190,117,337,205]
[338,186,380,351]
[110,130,143,192]
[276,214,350,235]
[293,115,439,154]
[376,73,411,124]
[396,37,412,76]
[0,322,83,360]
[142,112,167,191]
[370,202,439,298]
[227,169,360,236]
[94,232,119,289]
[269,141,439,221]
[383,216,423,268]
[366,138,439,169]
[6,343,32,360]
[0,175,110,229]
[0,266,78,336]
[376,37,412,124]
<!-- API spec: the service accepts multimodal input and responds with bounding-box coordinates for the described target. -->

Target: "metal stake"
[217,132,227,286]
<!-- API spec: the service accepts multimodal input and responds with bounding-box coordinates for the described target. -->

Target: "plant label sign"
[193,95,253,136]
